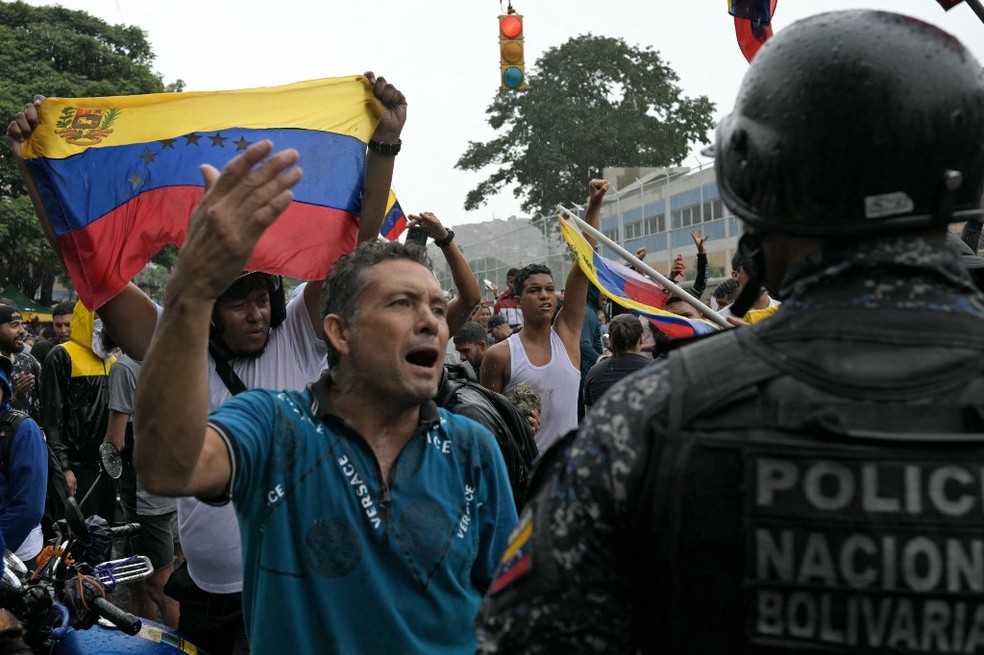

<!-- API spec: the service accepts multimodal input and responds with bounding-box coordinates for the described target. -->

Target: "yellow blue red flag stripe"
[559,215,720,338]
[490,516,533,595]
[380,190,407,241]
[22,77,381,309]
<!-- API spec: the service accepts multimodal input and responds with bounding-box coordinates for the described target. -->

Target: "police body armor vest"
[635,318,984,654]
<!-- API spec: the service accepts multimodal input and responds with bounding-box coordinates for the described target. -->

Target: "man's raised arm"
[555,179,609,343]
[407,211,481,336]
[135,141,302,499]
[358,72,407,245]
[301,72,408,331]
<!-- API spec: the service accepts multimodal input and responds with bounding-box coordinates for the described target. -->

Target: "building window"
[646,215,662,235]
[702,201,713,222]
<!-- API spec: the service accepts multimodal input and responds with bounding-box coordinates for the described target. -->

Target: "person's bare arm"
[135,141,303,498]
[97,286,160,360]
[103,410,129,454]
[409,212,481,336]
[555,180,609,356]
[7,96,60,254]
[358,72,407,245]
[480,341,511,394]
[297,73,408,334]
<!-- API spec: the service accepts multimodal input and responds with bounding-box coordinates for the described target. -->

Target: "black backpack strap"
[209,343,248,396]
[435,368,459,408]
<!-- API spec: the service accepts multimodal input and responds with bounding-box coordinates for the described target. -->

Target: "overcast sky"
[23,0,984,228]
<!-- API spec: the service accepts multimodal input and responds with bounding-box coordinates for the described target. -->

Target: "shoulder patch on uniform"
[490,512,533,595]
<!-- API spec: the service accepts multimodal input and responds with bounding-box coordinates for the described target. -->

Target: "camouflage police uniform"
[478,10,984,654]
[479,237,984,653]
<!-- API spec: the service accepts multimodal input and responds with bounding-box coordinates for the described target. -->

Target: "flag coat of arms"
[21,77,385,309]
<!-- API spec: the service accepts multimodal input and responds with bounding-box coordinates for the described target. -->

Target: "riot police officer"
[478,10,984,653]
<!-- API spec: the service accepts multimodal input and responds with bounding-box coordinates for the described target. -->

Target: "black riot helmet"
[716,10,984,237]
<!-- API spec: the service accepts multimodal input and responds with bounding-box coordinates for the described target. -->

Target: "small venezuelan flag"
[22,76,382,309]
[380,190,407,241]
[559,214,720,339]
[490,515,534,595]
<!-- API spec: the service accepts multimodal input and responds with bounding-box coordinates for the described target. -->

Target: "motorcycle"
[0,496,203,654]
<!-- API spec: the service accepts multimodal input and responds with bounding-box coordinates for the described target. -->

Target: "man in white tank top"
[481,180,609,452]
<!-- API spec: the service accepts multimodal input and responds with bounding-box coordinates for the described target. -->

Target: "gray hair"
[321,240,433,367]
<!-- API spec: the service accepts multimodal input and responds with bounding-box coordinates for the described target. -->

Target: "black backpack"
[436,367,539,509]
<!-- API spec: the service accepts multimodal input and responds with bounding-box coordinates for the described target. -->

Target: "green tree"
[0,0,177,303]
[457,35,716,220]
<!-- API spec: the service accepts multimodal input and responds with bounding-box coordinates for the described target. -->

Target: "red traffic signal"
[499,13,527,91]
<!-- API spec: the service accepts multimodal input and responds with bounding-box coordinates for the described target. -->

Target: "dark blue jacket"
[0,367,48,552]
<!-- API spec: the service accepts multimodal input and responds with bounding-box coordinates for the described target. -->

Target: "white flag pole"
[557,206,731,329]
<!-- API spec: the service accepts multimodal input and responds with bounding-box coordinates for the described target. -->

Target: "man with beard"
[0,305,41,420]
[133,142,516,652]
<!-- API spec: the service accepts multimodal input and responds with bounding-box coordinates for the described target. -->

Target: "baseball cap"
[488,314,509,328]
[0,305,22,325]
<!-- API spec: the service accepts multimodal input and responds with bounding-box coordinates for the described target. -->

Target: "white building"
[598,164,743,283]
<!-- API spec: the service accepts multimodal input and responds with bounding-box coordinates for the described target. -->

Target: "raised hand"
[6,95,44,160]
[588,179,610,207]
[365,72,407,143]
[690,228,708,254]
[669,254,686,280]
[169,141,302,302]
[407,212,450,242]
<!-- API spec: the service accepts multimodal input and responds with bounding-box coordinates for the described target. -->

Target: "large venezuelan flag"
[22,77,381,309]
[559,215,720,338]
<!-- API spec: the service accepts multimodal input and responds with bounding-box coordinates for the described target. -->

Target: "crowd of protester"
[1,9,983,653]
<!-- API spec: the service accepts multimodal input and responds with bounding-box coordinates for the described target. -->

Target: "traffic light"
[499,13,527,91]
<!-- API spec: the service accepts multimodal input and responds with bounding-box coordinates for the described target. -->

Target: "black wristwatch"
[367,138,402,156]
[434,229,455,248]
